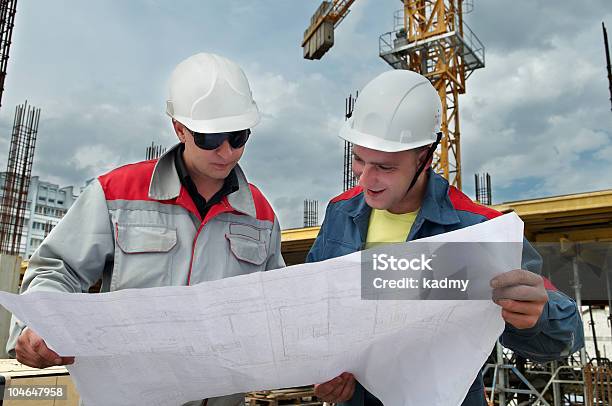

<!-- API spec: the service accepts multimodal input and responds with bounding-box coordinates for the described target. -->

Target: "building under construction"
[0,102,40,256]
[0,0,17,110]
[0,173,78,257]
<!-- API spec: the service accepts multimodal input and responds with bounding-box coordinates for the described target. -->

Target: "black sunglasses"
[191,129,250,150]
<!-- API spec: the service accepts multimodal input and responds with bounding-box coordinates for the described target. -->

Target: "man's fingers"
[490,269,543,289]
[61,357,75,365]
[314,373,354,402]
[501,308,540,329]
[16,345,51,369]
[313,383,332,400]
[15,331,46,368]
[497,299,545,329]
[495,299,543,315]
[29,334,62,365]
[332,373,352,402]
[490,271,548,329]
[314,376,343,399]
[326,374,349,401]
[492,285,548,302]
[15,329,73,368]
[33,345,60,364]
[337,373,356,402]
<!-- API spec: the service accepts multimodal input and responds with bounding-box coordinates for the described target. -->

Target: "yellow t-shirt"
[365,209,418,249]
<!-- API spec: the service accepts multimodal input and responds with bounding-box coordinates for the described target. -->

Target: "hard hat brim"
[339,119,437,152]
[169,109,261,133]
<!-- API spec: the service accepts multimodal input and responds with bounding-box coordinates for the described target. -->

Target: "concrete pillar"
[0,254,22,358]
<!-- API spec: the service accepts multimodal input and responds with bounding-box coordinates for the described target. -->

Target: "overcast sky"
[0,1,610,229]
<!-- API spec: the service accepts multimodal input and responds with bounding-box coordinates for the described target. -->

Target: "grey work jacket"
[7,143,285,406]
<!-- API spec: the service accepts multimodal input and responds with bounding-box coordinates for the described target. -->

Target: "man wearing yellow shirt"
[306,70,583,406]
[365,209,418,249]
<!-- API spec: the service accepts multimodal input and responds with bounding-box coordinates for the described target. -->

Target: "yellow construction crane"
[302,1,356,60]
[302,0,485,190]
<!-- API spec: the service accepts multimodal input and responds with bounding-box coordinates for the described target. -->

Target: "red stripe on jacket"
[543,277,558,292]
[330,186,364,203]
[248,184,275,222]
[448,186,502,220]
[98,160,158,202]
[98,160,275,222]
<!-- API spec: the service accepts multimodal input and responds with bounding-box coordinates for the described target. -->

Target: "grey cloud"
[0,0,610,229]
[467,0,611,53]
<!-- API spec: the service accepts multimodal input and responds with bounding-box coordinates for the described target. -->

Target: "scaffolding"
[0,0,16,110]
[343,92,358,192]
[482,238,612,405]
[475,172,492,205]
[0,102,40,255]
[303,199,319,228]
[484,344,586,406]
[603,22,612,112]
[145,142,166,160]
[584,364,612,405]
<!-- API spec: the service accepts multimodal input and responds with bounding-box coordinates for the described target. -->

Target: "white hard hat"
[339,69,442,152]
[166,53,260,133]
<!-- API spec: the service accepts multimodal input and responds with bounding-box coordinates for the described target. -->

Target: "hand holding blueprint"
[0,213,525,405]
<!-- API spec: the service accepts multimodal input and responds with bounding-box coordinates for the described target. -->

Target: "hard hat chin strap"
[406,132,443,193]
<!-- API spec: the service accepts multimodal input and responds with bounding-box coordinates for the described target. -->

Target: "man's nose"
[358,165,375,188]
[215,140,234,160]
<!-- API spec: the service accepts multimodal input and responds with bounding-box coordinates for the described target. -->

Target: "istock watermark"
[371,276,469,292]
[361,242,525,300]
[370,252,469,291]
[371,253,434,271]
[361,241,612,301]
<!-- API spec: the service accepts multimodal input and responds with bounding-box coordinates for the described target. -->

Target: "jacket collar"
[344,169,460,227]
[226,165,256,218]
[419,169,461,226]
[148,143,257,219]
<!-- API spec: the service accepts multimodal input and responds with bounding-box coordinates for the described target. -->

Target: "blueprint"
[0,213,525,406]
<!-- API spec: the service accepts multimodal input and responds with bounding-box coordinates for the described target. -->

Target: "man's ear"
[417,145,435,167]
[172,119,187,143]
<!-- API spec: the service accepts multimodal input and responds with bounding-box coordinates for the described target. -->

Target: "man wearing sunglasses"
[8,53,285,406]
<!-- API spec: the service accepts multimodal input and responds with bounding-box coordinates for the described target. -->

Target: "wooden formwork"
[584,364,612,406]
[246,387,323,405]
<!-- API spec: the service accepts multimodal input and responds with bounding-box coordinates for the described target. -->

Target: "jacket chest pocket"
[322,238,359,260]
[225,222,269,276]
[112,224,178,289]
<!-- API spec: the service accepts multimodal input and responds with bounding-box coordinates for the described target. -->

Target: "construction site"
[0,0,610,405]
